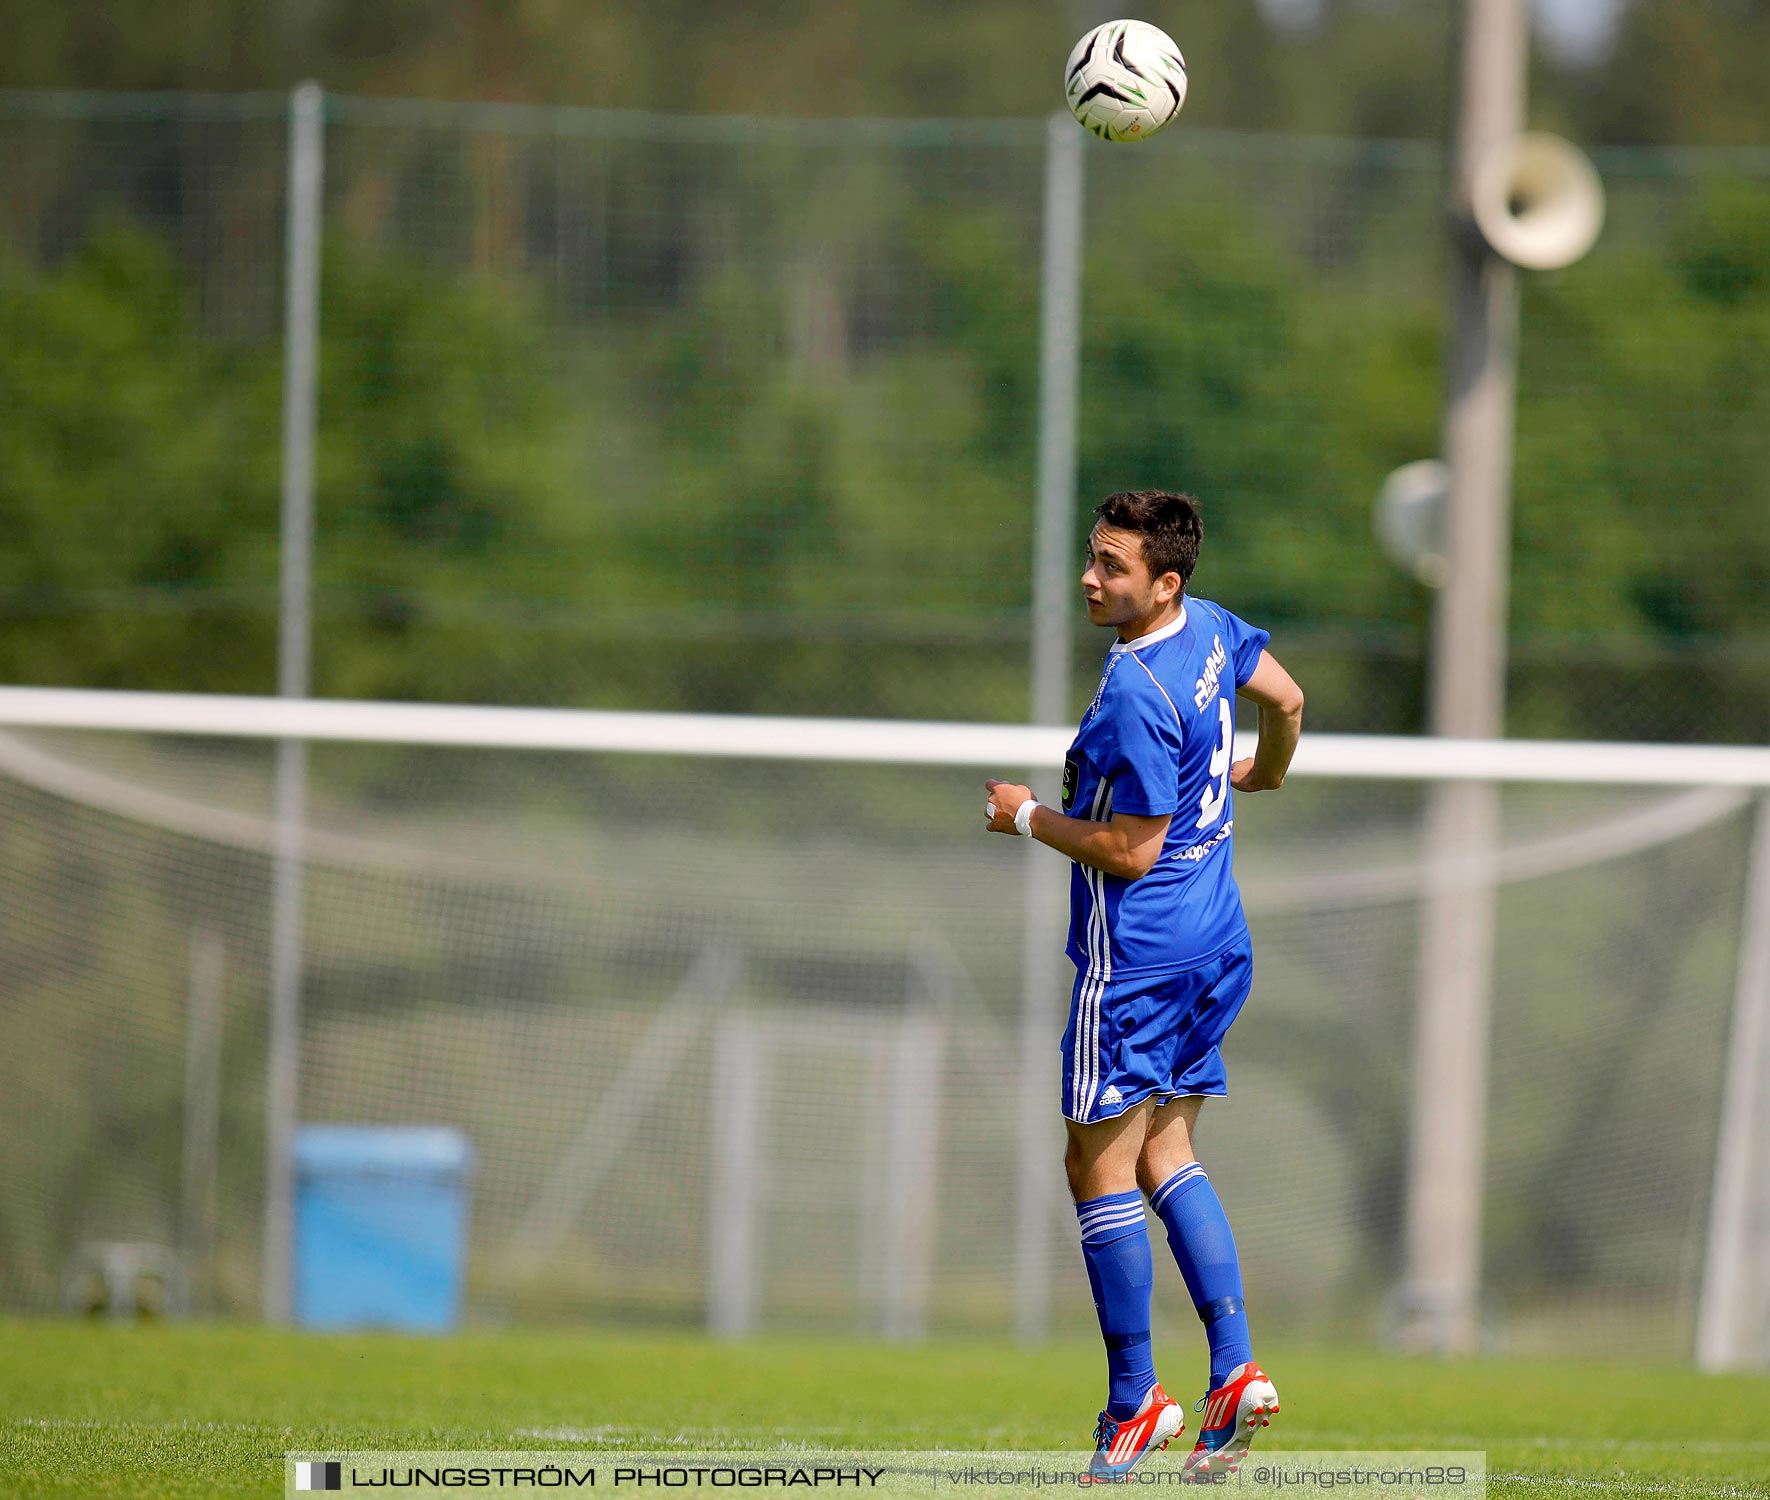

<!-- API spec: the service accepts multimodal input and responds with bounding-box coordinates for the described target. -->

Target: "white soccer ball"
[1063,19,1188,143]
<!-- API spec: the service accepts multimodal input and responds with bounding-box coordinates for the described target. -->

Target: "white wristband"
[1014,799,1039,837]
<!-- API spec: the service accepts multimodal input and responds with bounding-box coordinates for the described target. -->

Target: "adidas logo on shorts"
[1101,1085,1123,1108]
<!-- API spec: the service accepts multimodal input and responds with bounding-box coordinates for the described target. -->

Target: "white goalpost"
[0,685,1764,784]
[0,686,1764,1364]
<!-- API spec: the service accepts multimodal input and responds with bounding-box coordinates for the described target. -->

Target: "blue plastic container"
[292,1125,473,1332]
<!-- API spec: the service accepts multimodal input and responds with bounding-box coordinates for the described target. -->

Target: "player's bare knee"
[1137,1136,1196,1194]
[1133,1151,1161,1198]
[1062,1134,1089,1197]
[1133,1142,1169,1197]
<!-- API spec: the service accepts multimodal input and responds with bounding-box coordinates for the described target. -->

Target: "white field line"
[19,1417,1770,1454]
[12,1417,279,1431]
[1249,1427,1770,1456]
[17,1417,1770,1470]
[511,1427,853,1446]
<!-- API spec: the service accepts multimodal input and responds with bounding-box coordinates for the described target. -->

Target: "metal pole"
[262,79,323,1326]
[180,925,225,1316]
[1400,0,1524,1355]
[880,1013,943,1341]
[707,1013,765,1337]
[1696,793,1770,1370]
[1017,112,1085,1344]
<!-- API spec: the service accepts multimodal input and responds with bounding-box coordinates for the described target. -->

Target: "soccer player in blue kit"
[983,491,1304,1482]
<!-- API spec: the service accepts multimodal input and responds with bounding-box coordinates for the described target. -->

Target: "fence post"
[181,925,225,1315]
[262,78,323,1326]
[707,1013,766,1337]
[1017,111,1086,1344]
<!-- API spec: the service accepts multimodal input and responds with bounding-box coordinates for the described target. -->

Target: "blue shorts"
[1060,938,1254,1124]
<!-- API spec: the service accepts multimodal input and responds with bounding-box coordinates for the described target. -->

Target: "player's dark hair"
[1093,490,1203,585]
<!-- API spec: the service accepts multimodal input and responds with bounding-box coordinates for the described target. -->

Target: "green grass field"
[2,1322,1766,1499]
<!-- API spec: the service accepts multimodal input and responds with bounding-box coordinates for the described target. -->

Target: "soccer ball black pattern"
[1064,19,1188,144]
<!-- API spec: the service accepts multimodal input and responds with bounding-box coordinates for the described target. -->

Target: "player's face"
[1081,523,1179,632]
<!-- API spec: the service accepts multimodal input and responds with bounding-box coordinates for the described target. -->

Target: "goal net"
[0,691,1762,1360]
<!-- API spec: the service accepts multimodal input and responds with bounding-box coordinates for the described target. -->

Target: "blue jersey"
[1062,598,1270,979]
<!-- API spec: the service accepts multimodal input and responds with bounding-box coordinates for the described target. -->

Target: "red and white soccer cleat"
[1087,1382,1186,1481]
[1180,1362,1279,1482]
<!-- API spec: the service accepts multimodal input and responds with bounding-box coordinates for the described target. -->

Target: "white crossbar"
[0,686,1765,787]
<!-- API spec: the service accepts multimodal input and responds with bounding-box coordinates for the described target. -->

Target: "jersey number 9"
[1195,698,1233,830]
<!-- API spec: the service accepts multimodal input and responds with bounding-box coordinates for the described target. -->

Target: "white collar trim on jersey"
[1109,602,1188,653]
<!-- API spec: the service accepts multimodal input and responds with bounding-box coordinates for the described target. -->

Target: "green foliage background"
[1,92,1764,737]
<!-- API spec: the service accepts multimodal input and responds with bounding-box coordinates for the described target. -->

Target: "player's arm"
[1231,649,1304,792]
[983,781,1170,880]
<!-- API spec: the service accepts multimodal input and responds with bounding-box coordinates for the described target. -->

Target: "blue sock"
[1076,1190,1158,1420]
[1149,1163,1252,1391]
